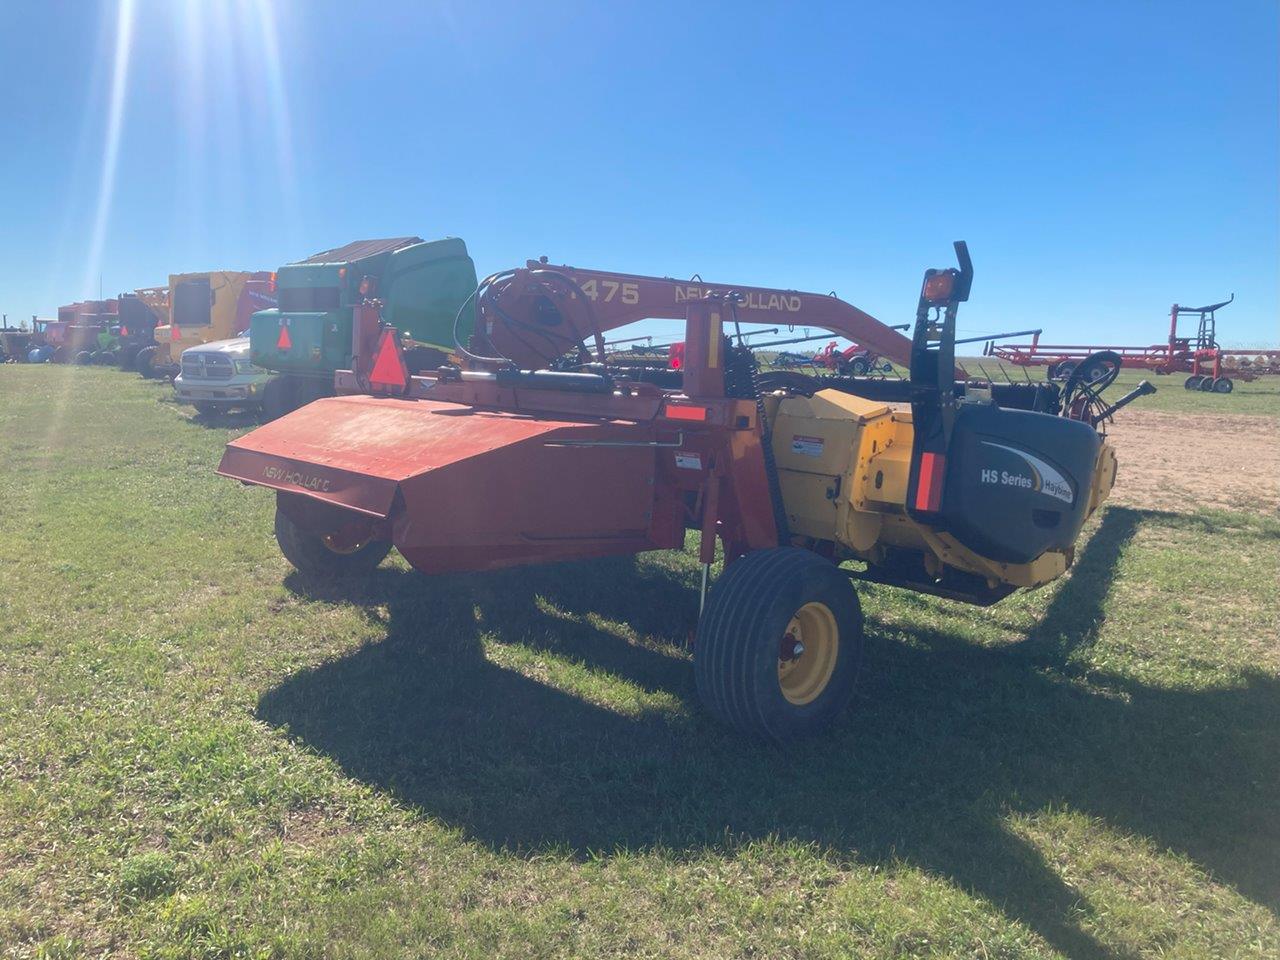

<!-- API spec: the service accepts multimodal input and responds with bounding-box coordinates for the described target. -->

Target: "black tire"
[274,506,391,579]
[262,376,300,421]
[192,401,218,416]
[695,547,863,741]
[118,344,141,370]
[73,350,92,365]
[1213,377,1233,394]
[135,345,158,379]
[1053,361,1077,382]
[845,356,870,376]
[1184,375,1202,391]
[1198,376,1215,392]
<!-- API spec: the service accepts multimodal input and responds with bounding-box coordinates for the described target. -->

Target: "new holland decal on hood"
[979,441,1075,505]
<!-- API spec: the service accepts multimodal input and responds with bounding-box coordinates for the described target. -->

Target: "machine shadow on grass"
[258,507,1279,960]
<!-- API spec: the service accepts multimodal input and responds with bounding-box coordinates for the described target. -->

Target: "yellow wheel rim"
[322,532,369,555]
[777,601,839,706]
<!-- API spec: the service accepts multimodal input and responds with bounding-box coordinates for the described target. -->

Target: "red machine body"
[219,261,934,574]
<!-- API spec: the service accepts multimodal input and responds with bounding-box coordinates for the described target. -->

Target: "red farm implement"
[985,296,1279,394]
[219,242,1151,740]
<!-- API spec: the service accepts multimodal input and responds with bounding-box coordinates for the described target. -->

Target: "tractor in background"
[108,287,170,370]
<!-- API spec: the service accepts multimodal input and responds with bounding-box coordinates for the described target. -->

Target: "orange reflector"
[368,328,408,391]
[664,404,707,421]
[276,324,293,350]
[170,324,180,341]
[923,272,954,303]
[914,452,946,512]
[120,325,129,336]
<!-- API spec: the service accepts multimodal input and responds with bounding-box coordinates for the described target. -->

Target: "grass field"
[1,365,1277,959]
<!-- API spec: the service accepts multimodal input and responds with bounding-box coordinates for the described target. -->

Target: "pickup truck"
[173,337,270,415]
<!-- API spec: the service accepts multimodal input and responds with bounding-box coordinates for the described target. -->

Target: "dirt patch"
[1104,410,1279,513]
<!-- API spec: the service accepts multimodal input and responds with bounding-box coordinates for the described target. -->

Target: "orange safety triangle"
[276,324,292,350]
[368,328,408,389]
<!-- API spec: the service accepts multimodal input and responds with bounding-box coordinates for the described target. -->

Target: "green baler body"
[249,237,477,378]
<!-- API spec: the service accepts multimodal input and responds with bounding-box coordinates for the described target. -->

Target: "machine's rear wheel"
[274,507,391,579]
[1213,377,1234,394]
[135,345,158,379]
[695,547,863,741]
[1184,375,1203,390]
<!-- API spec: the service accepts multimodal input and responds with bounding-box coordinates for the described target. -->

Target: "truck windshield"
[174,278,213,327]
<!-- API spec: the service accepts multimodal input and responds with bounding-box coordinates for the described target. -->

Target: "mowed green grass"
[0,364,1277,959]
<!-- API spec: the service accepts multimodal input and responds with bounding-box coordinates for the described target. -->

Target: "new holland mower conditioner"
[218,243,1151,740]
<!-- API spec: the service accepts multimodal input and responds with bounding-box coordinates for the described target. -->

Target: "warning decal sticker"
[791,435,825,458]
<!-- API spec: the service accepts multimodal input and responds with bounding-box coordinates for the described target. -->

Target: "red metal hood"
[217,395,586,518]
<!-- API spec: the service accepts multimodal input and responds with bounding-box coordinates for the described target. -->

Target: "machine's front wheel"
[274,507,391,579]
[695,547,863,741]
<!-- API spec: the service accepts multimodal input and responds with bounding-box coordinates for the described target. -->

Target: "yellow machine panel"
[770,388,1117,592]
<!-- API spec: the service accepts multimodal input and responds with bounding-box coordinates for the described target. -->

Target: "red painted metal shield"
[217,395,677,572]
[218,395,572,517]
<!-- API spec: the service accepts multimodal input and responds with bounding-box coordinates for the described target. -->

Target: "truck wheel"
[274,507,391,579]
[1212,377,1233,394]
[1184,375,1203,390]
[695,547,863,741]
[262,376,300,421]
[135,346,158,379]
[192,401,218,416]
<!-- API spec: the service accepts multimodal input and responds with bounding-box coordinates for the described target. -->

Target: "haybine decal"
[262,465,333,492]
[979,441,1074,505]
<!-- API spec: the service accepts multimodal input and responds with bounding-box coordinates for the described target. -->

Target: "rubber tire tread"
[695,547,862,741]
[273,507,392,579]
[135,346,158,379]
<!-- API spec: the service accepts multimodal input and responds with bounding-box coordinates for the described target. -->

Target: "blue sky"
[2,0,1276,346]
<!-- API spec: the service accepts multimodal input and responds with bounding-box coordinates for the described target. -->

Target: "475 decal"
[577,278,640,305]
